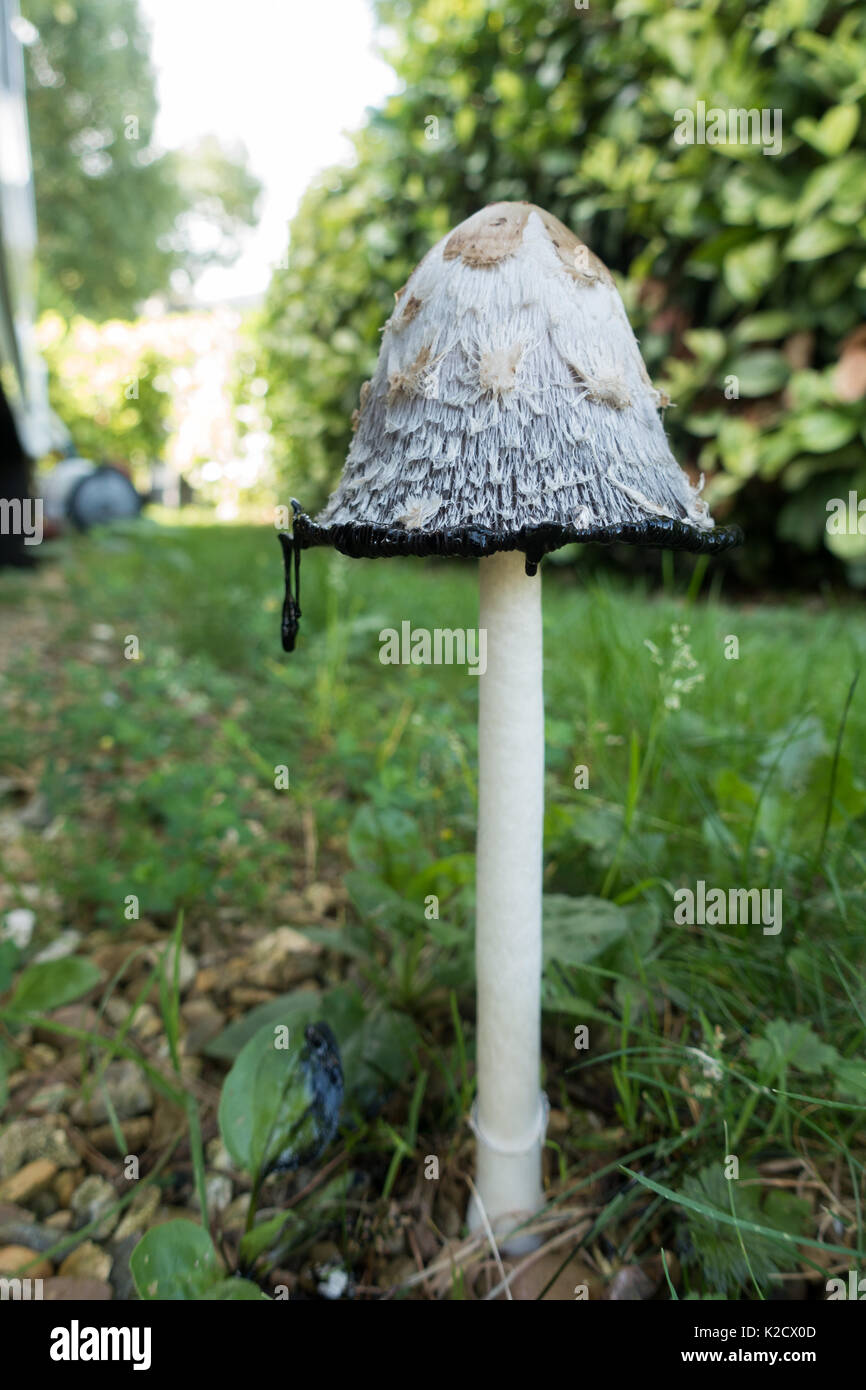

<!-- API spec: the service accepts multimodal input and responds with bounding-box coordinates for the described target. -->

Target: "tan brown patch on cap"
[387,347,433,405]
[442,201,614,285]
[443,203,532,267]
[352,378,372,432]
[533,207,613,286]
[400,295,423,325]
[568,362,631,409]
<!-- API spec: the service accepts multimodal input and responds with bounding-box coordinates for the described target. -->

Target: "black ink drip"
[279,505,303,652]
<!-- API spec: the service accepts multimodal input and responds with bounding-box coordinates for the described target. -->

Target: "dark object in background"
[40,456,143,532]
[269,1022,344,1176]
[146,461,195,508]
[0,3,71,568]
[0,387,35,569]
[66,463,142,530]
[40,455,96,528]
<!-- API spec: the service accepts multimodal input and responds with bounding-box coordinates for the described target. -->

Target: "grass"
[1,517,865,1299]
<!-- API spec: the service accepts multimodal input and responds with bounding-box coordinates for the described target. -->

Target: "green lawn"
[1,519,865,1299]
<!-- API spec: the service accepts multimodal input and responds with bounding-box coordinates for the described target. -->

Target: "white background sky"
[138,0,397,304]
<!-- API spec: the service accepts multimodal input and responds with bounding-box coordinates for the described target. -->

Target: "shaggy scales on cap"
[283,201,740,642]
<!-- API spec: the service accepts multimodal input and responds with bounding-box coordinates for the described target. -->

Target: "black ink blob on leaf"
[218,1018,344,1182]
[268,1022,344,1176]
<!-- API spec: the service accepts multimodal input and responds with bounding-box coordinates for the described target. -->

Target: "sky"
[138,0,398,304]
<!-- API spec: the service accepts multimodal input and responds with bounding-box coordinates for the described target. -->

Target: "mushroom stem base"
[468,1094,548,1254]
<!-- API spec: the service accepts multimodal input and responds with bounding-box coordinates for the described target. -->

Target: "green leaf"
[723,237,778,301]
[218,1020,315,1179]
[0,941,19,996]
[206,985,362,1061]
[195,1278,271,1300]
[724,350,789,397]
[681,328,727,363]
[757,430,802,479]
[678,1165,809,1296]
[785,219,853,262]
[688,227,756,271]
[826,526,866,560]
[758,715,827,787]
[339,1006,419,1117]
[542,895,630,969]
[797,154,866,223]
[343,870,412,934]
[717,417,761,477]
[794,104,860,157]
[797,411,858,453]
[747,1020,839,1080]
[713,767,758,812]
[732,310,798,344]
[685,409,726,438]
[347,804,423,884]
[239,1211,300,1267]
[405,852,475,899]
[7,957,101,1015]
[625,1165,858,1264]
[793,751,866,829]
[755,193,797,229]
[130,1220,221,1300]
[832,1057,866,1103]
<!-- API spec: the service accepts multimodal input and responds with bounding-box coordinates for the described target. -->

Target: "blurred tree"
[166,135,263,282]
[257,0,866,584]
[37,313,174,474]
[22,0,260,320]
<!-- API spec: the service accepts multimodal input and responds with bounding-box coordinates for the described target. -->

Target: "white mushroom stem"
[468,549,546,1252]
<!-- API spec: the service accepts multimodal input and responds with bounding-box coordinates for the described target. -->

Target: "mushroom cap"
[292,202,741,565]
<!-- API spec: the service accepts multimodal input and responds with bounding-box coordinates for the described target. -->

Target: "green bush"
[256,0,866,586]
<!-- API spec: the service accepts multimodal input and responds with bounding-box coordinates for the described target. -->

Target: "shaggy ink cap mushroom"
[280,201,741,647]
[278,202,742,1250]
